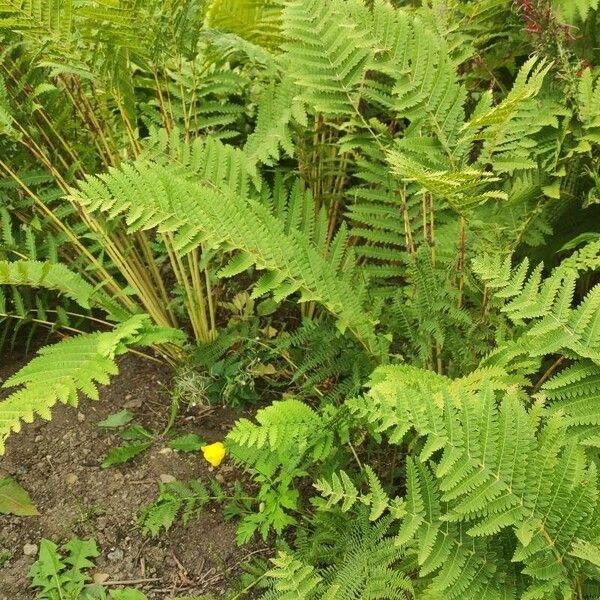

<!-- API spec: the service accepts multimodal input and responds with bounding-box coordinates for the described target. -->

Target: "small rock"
[23,543,38,557]
[124,395,142,408]
[65,473,78,485]
[93,572,110,584]
[160,474,176,483]
[113,471,124,481]
[34,435,43,443]
[158,447,173,455]
[107,548,124,561]
[77,412,85,422]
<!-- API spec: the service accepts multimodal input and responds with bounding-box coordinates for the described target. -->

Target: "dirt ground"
[0,351,265,599]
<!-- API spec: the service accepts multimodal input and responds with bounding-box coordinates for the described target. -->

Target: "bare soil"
[0,352,264,599]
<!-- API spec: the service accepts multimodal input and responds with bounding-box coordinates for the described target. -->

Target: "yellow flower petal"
[201,442,226,467]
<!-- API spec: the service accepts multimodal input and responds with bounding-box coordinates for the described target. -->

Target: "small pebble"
[160,474,176,483]
[93,573,110,584]
[23,543,38,557]
[65,473,78,485]
[34,435,43,443]
[77,412,85,422]
[107,548,124,561]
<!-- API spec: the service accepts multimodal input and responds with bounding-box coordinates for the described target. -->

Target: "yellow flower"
[201,442,226,467]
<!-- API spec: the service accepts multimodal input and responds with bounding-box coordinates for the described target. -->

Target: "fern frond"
[347,360,600,597]
[0,0,74,44]
[0,260,95,309]
[0,315,174,454]
[70,156,382,353]
[473,242,600,363]
[281,0,373,116]
[206,0,282,50]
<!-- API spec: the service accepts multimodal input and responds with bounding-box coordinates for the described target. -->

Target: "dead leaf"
[0,477,39,516]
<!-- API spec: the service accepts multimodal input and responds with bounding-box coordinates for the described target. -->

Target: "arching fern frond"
[0,314,179,454]
[347,362,600,598]
[69,157,382,354]
[0,260,96,309]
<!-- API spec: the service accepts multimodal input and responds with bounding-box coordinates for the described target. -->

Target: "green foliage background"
[0,0,599,598]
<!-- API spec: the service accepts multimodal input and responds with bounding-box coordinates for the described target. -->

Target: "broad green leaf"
[167,434,206,452]
[120,424,152,441]
[97,410,134,428]
[0,477,38,516]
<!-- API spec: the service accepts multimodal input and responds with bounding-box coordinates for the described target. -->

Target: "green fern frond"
[315,465,392,520]
[347,361,600,597]
[0,0,74,44]
[0,315,174,454]
[244,78,305,167]
[206,0,282,50]
[261,552,322,600]
[553,0,599,24]
[0,260,96,309]
[70,156,382,353]
[473,241,600,363]
[281,0,373,116]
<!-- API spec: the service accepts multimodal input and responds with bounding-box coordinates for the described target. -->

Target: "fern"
[244,78,305,167]
[315,465,395,522]
[281,0,373,116]
[0,314,179,454]
[0,0,74,45]
[69,155,383,354]
[0,260,96,309]
[138,478,224,537]
[206,0,282,49]
[261,512,412,600]
[346,361,600,598]
[553,0,600,24]
[473,241,600,363]
[261,552,323,600]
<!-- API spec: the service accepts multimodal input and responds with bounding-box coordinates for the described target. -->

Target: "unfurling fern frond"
[0,315,180,454]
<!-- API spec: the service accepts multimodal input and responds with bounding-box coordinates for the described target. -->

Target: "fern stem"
[532,356,565,394]
[152,68,174,133]
[114,93,141,156]
[400,187,415,256]
[0,159,126,302]
[135,230,178,327]
[457,215,466,308]
[60,76,114,165]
